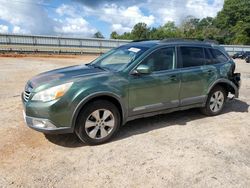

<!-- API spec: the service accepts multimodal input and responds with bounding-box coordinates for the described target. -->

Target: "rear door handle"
[206,70,213,75]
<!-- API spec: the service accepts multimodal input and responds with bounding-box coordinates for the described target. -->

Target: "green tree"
[131,23,150,40]
[195,17,223,41]
[149,22,181,39]
[180,16,200,38]
[231,21,250,44]
[93,31,104,39]
[118,32,133,40]
[215,0,250,44]
[110,31,119,39]
[197,17,214,29]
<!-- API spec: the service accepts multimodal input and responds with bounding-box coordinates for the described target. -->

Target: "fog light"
[32,119,46,128]
[32,119,56,129]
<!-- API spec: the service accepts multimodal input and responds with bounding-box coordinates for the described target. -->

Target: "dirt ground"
[0,55,249,188]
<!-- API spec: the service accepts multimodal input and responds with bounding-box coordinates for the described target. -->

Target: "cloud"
[0,0,224,37]
[54,4,97,37]
[0,0,55,35]
[12,26,28,34]
[112,24,131,34]
[54,17,97,36]
[145,0,224,25]
[0,25,8,33]
[76,0,223,34]
[75,0,148,7]
[82,4,155,34]
[0,1,97,37]
[56,4,78,17]
[75,0,224,23]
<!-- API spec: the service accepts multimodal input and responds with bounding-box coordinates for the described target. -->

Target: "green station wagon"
[22,39,241,145]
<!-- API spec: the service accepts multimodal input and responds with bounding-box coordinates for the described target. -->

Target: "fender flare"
[70,91,127,130]
[207,79,239,98]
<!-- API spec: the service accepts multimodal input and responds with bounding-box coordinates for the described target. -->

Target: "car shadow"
[45,133,85,147]
[45,99,249,148]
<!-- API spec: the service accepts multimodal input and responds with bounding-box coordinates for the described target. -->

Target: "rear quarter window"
[209,49,229,64]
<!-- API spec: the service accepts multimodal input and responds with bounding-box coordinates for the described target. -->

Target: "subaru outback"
[22,39,241,145]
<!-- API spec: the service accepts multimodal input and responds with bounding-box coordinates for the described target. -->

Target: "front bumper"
[23,111,73,134]
[21,89,77,134]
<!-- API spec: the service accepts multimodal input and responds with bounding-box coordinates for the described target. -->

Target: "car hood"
[27,64,106,90]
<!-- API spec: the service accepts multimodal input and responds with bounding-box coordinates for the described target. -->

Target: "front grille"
[23,91,31,102]
[24,83,33,102]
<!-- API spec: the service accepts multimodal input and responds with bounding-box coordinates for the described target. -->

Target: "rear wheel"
[201,86,226,116]
[75,100,121,145]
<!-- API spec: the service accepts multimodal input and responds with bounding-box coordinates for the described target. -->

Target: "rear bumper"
[232,73,241,98]
[23,111,73,134]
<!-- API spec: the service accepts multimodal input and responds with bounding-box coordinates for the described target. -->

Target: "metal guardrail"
[0,34,130,54]
[0,34,249,54]
[0,44,111,54]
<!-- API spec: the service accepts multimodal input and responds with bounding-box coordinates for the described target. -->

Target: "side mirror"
[133,64,151,75]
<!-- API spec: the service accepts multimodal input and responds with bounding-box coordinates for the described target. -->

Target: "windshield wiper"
[87,64,109,71]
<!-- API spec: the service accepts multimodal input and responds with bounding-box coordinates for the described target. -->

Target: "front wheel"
[201,86,226,116]
[75,100,121,145]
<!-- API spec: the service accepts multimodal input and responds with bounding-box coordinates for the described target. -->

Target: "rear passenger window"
[180,47,205,68]
[209,49,228,64]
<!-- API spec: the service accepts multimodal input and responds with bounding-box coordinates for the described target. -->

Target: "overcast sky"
[0,0,224,38]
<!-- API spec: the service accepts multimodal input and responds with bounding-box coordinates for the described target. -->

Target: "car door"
[128,47,181,116]
[178,46,217,106]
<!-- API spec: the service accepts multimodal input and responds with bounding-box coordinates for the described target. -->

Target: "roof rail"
[203,39,219,45]
[160,38,219,45]
[131,39,152,42]
[160,38,202,43]
[131,38,220,45]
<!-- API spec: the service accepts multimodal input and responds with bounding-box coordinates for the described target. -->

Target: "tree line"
[94,0,250,45]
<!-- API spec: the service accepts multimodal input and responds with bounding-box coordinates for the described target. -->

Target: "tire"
[201,86,226,116]
[75,100,121,145]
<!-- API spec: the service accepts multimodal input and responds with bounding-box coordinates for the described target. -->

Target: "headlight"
[32,82,73,102]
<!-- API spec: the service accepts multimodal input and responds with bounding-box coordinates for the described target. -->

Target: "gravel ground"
[0,56,249,188]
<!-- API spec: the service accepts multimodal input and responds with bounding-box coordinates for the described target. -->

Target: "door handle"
[170,75,177,81]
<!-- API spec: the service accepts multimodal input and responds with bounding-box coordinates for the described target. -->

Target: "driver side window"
[141,47,175,72]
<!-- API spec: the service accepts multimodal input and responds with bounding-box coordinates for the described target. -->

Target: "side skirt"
[125,103,204,123]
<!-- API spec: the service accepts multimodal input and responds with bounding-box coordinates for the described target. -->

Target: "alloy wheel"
[209,91,225,113]
[85,109,115,139]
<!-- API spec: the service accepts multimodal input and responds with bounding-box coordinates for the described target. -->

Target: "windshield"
[90,45,149,71]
